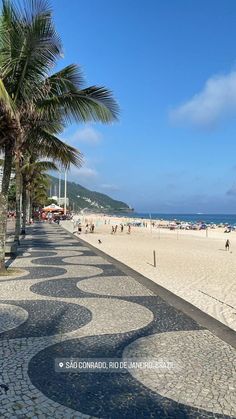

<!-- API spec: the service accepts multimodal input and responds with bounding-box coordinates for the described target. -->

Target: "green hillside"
[49,175,133,213]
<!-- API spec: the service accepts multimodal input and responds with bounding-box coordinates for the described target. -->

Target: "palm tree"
[0,0,119,271]
[31,172,51,210]
[21,156,58,234]
[14,131,84,241]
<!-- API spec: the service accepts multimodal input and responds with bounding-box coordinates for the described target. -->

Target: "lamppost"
[58,168,61,206]
[64,169,67,215]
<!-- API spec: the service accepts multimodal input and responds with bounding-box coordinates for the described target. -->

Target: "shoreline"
[77,211,236,227]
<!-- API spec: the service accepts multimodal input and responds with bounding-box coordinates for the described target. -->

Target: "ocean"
[120,213,236,225]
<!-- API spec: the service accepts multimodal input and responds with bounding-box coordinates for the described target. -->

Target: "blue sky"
[50,0,236,213]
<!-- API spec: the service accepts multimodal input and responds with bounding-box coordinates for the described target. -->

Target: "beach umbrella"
[42,204,64,212]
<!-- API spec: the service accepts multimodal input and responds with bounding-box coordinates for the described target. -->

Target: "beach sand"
[63,215,236,332]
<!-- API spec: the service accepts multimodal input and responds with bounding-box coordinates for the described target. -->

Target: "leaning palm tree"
[0,0,119,271]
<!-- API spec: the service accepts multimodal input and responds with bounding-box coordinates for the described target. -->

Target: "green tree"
[21,157,58,233]
[31,173,51,210]
[0,0,119,271]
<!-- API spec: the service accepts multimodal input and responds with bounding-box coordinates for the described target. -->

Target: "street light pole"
[58,168,61,206]
[64,169,67,215]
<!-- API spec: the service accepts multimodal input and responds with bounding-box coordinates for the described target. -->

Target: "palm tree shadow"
[5,254,18,268]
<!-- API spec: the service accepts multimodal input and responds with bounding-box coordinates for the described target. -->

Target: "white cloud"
[71,126,102,145]
[170,71,236,128]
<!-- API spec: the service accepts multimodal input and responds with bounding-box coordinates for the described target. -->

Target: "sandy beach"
[63,214,236,332]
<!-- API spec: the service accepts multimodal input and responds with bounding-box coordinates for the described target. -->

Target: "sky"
[50,0,236,213]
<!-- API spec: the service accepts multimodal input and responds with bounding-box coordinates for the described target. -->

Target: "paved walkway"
[0,223,235,418]
[6,219,15,237]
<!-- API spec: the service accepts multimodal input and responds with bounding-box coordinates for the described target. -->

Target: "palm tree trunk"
[0,143,14,273]
[21,176,27,235]
[2,143,14,195]
[29,191,33,221]
[26,189,30,224]
[0,194,7,272]
[14,154,22,243]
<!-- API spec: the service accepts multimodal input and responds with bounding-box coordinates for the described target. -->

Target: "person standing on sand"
[225,239,230,251]
[120,224,124,232]
[128,225,131,234]
[111,226,115,234]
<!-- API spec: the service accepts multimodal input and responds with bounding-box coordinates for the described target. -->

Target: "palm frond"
[43,64,85,95]
[31,129,83,168]
[1,0,62,102]
[38,85,119,124]
[21,159,58,173]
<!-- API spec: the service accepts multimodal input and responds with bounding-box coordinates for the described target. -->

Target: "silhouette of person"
[225,239,230,251]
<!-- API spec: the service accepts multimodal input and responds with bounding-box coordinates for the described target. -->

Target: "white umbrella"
[42,204,63,212]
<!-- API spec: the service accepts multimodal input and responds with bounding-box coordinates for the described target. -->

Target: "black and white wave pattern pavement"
[0,223,235,418]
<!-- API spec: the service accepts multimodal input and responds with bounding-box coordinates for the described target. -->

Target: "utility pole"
[64,169,67,215]
[58,168,61,206]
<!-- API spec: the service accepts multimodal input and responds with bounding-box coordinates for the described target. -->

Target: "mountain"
[49,175,133,213]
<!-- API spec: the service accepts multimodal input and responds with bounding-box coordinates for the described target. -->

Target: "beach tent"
[42,204,63,212]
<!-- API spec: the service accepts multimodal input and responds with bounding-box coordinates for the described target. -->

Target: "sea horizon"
[118,212,236,225]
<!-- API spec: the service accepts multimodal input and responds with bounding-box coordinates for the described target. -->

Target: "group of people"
[41,211,58,223]
[76,222,95,234]
[111,224,131,234]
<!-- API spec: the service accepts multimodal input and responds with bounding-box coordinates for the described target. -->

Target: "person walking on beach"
[225,239,230,251]
[128,225,131,234]
[120,224,124,232]
[114,225,118,234]
[111,226,115,234]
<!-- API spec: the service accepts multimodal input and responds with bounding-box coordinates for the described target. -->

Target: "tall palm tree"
[0,0,119,271]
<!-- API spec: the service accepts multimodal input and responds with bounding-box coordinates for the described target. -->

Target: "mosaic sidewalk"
[0,222,235,418]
